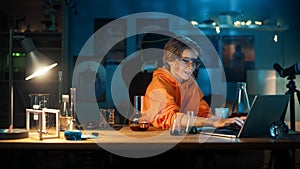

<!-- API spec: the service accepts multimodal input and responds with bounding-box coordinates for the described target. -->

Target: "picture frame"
[94,18,127,64]
[72,56,106,103]
[222,35,255,82]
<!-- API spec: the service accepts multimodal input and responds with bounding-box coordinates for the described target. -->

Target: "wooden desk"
[1,126,300,150]
[1,126,299,169]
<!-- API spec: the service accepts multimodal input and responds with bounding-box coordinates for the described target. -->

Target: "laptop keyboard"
[222,123,241,131]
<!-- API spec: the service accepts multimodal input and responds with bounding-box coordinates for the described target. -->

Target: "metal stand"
[268,75,300,169]
[26,108,60,140]
[0,29,29,139]
[285,75,300,131]
[284,75,299,169]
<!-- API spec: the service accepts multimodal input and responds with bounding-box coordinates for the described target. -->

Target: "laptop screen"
[237,95,290,137]
[200,95,290,138]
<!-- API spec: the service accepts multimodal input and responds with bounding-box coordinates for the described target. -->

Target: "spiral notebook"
[200,95,290,138]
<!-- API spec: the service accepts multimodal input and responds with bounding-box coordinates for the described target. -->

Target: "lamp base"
[0,128,29,140]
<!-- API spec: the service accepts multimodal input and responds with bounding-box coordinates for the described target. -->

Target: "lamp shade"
[21,38,58,80]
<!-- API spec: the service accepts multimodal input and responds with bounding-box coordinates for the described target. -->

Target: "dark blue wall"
[67,0,299,63]
[66,0,300,122]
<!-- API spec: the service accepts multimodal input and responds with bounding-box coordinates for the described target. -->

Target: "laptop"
[200,95,290,138]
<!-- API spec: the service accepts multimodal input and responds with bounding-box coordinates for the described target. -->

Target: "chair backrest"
[128,70,153,106]
[127,31,174,106]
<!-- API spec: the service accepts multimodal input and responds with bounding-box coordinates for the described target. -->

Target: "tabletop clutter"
[24,83,291,140]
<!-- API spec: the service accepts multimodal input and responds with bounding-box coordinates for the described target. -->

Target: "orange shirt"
[143,68,211,129]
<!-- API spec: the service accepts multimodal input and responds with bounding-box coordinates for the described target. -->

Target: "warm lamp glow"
[21,38,58,80]
[215,26,220,34]
[273,34,278,43]
[190,20,198,26]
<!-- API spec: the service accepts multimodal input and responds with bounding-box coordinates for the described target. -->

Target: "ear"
[167,59,175,67]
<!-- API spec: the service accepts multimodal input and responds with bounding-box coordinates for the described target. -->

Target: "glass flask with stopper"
[231,82,251,117]
[129,95,150,131]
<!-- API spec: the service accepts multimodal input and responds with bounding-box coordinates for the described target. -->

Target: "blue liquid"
[170,129,182,136]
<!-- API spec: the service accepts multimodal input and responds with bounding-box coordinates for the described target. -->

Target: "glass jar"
[231,82,251,117]
[129,95,150,131]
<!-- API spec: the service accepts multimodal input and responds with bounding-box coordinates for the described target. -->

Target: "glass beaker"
[129,95,150,131]
[170,112,182,136]
[29,93,50,110]
[99,108,115,128]
[231,82,250,117]
[107,108,115,127]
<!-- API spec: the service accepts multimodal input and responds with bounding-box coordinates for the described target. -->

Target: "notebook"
[200,95,290,138]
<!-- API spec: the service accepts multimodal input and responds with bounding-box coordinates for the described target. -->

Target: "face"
[168,49,198,82]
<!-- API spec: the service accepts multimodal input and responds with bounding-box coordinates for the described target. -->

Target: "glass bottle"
[61,95,71,117]
[231,82,251,117]
[60,94,72,131]
[129,95,150,131]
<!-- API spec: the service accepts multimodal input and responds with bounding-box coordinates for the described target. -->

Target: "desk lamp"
[0,29,58,139]
[21,38,58,81]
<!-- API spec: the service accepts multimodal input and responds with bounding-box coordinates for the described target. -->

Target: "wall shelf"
[197,24,289,32]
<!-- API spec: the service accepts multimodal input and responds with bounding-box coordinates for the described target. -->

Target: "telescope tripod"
[285,75,300,131]
[268,75,300,169]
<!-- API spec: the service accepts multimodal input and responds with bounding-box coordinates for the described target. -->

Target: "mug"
[215,108,229,118]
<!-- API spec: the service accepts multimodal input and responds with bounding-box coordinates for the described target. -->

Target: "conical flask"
[129,95,150,131]
[184,111,198,134]
[231,82,251,117]
[170,112,182,136]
